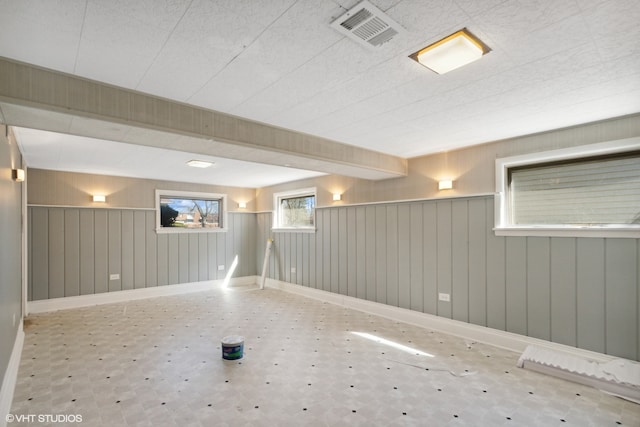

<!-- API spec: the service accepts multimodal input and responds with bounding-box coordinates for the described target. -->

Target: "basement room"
[1,1,639,426]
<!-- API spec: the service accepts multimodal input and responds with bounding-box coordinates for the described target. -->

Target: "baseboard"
[0,321,24,427]
[264,278,614,363]
[27,276,258,314]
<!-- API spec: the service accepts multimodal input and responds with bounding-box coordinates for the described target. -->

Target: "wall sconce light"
[438,179,453,190]
[92,195,106,203]
[12,168,25,182]
[238,201,247,209]
[333,193,342,201]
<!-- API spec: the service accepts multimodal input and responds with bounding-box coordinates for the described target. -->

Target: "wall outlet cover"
[438,293,450,302]
[218,265,225,271]
[109,273,120,280]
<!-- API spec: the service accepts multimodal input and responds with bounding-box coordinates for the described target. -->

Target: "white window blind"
[509,152,640,226]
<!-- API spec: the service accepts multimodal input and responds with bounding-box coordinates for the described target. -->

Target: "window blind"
[509,153,640,225]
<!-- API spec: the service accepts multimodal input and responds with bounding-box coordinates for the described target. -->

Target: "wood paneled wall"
[28,208,256,301]
[257,196,640,361]
[0,125,23,389]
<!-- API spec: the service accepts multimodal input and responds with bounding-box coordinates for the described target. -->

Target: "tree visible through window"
[274,188,316,230]
[156,190,226,231]
[280,195,315,227]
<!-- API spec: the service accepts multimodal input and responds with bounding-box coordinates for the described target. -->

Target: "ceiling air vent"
[331,0,405,49]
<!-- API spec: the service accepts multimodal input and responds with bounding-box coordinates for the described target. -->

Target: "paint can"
[221,335,244,360]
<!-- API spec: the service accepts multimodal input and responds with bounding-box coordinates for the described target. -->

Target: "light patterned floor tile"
[9,284,640,426]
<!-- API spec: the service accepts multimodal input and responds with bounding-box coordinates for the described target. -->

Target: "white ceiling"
[1,0,639,187]
[12,127,326,187]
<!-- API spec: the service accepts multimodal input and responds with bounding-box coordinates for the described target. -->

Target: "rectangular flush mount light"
[12,168,25,182]
[410,28,490,74]
[187,160,214,168]
[438,179,453,190]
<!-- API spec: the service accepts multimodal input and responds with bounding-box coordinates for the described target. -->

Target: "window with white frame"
[495,138,640,238]
[156,190,227,233]
[273,187,316,231]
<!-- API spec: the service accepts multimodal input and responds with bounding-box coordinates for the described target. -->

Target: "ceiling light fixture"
[410,28,490,74]
[187,160,214,168]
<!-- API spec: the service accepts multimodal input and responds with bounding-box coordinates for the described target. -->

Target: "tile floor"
[10,284,640,426]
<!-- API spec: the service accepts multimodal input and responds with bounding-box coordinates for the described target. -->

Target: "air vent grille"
[368,27,398,46]
[352,16,387,40]
[340,8,372,30]
[331,0,404,49]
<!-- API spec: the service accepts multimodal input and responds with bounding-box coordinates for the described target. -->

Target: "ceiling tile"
[386,0,467,35]
[73,1,177,88]
[188,0,345,113]
[496,0,581,34]
[0,0,85,73]
[236,40,397,123]
[453,0,509,17]
[581,0,640,62]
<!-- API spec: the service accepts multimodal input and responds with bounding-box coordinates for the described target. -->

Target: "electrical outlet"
[218,265,225,271]
[291,267,296,274]
[109,273,120,280]
[438,293,450,302]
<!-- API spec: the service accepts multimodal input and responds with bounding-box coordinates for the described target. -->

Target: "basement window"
[273,187,316,232]
[495,138,640,238]
[156,190,227,233]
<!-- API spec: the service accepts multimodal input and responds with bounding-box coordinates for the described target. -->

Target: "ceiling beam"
[0,57,407,180]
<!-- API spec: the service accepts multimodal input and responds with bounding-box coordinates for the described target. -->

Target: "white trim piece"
[264,278,615,363]
[496,138,640,180]
[260,239,273,290]
[229,210,257,214]
[518,345,640,403]
[0,322,24,427]
[28,205,154,211]
[22,164,28,317]
[495,227,640,239]
[315,193,495,210]
[272,227,317,234]
[28,277,257,314]
[256,194,495,213]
